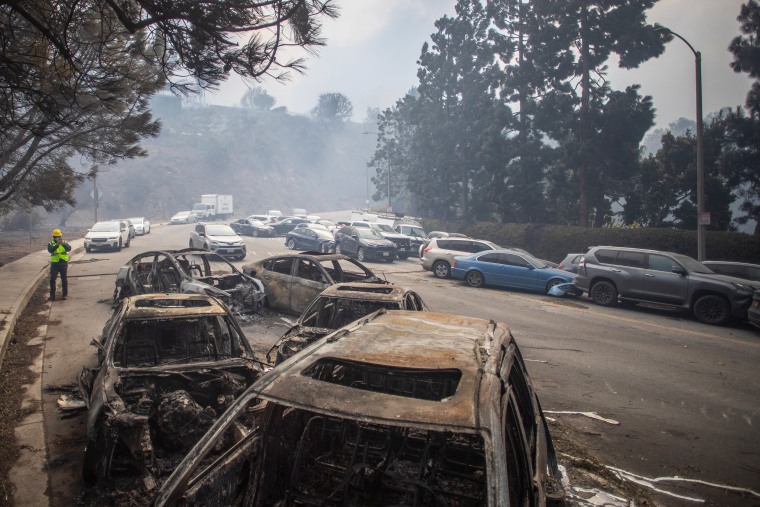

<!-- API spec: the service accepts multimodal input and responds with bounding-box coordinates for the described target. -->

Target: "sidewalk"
[0,238,84,507]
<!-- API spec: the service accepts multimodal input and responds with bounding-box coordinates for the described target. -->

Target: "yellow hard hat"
[52,229,62,237]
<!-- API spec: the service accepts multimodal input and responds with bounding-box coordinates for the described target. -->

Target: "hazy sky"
[207,0,753,130]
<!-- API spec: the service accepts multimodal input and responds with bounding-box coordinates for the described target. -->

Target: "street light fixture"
[658,27,706,261]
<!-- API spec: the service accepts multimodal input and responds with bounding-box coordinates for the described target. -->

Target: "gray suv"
[574,246,757,326]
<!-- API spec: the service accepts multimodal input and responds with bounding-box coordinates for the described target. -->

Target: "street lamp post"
[659,28,706,261]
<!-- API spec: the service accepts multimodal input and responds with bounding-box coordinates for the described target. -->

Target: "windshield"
[319,220,336,227]
[128,217,143,224]
[91,222,120,232]
[356,229,384,240]
[374,224,395,233]
[175,211,189,217]
[405,226,425,238]
[249,220,266,227]
[301,297,402,329]
[206,225,237,236]
[192,204,207,211]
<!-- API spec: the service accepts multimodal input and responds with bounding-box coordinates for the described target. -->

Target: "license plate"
[383,252,390,257]
[398,247,407,251]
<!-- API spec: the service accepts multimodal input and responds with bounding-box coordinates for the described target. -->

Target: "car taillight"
[558,262,564,269]
[423,247,432,253]
[452,260,457,267]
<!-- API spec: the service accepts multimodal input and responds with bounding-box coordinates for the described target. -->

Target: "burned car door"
[289,259,331,314]
[259,257,295,311]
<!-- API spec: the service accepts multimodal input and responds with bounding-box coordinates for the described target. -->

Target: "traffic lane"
[388,270,760,501]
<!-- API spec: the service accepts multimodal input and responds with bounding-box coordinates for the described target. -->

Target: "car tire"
[85,246,91,253]
[287,239,295,250]
[336,243,342,255]
[432,260,451,279]
[189,240,194,248]
[590,280,617,306]
[82,427,115,484]
[357,247,366,262]
[546,278,565,292]
[251,230,258,237]
[116,239,122,251]
[693,294,730,326]
[125,236,130,247]
[397,253,410,260]
[466,270,484,288]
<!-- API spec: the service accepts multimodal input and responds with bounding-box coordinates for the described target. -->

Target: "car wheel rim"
[287,240,294,249]
[358,248,364,261]
[434,263,448,277]
[594,285,611,304]
[697,300,724,323]
[467,272,482,286]
[336,244,342,254]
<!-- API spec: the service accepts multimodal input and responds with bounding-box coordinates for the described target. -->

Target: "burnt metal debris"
[113,249,265,312]
[267,282,428,364]
[152,311,566,506]
[78,294,263,485]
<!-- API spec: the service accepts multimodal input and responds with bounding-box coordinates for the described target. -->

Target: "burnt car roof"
[122,293,231,320]
[316,282,408,301]
[247,252,352,263]
[257,310,508,431]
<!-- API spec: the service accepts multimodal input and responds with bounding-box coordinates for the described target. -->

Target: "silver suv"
[421,237,499,278]
[574,246,757,325]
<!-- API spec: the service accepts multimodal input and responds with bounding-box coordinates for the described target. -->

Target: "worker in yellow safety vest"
[47,229,72,301]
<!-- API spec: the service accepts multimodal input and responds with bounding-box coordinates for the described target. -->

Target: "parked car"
[334,226,397,262]
[702,261,760,283]
[396,223,426,251]
[127,217,151,235]
[351,221,413,259]
[152,310,565,507]
[118,219,136,239]
[189,223,246,260]
[574,246,759,325]
[419,231,470,258]
[270,216,310,235]
[749,290,760,330]
[78,293,263,484]
[113,249,265,310]
[268,283,428,364]
[558,253,585,273]
[229,218,275,237]
[246,214,271,223]
[421,237,499,278]
[170,211,197,224]
[316,219,338,232]
[242,253,386,315]
[285,226,335,253]
[451,249,575,292]
[84,220,131,252]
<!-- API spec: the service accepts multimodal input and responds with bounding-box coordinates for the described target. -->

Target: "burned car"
[152,311,565,506]
[242,253,387,315]
[114,249,265,311]
[268,282,428,364]
[78,294,264,484]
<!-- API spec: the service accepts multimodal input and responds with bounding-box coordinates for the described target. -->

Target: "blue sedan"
[451,249,574,292]
[285,227,335,253]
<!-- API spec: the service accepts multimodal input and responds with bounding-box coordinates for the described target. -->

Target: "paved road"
[41,221,760,505]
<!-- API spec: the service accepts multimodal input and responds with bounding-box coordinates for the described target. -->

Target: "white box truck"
[192,194,233,220]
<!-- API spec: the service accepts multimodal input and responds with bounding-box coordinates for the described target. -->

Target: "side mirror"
[199,232,206,237]
[352,235,358,240]
[672,266,687,275]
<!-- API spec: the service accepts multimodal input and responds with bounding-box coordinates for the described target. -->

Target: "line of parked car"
[83,217,151,252]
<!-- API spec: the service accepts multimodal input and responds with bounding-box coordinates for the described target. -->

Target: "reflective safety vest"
[49,241,69,263]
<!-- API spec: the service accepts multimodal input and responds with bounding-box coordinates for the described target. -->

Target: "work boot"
[47,296,55,301]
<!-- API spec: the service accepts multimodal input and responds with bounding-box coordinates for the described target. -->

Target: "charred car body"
[114,249,265,311]
[78,294,264,484]
[153,311,565,506]
[268,282,428,364]
[242,253,387,315]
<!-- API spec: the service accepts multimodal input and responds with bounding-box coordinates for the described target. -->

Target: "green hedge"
[421,219,760,264]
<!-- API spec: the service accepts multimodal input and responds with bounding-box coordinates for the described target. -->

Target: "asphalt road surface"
[41,220,760,506]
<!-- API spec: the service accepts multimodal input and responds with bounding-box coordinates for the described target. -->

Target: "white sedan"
[127,216,151,235]
[170,211,197,224]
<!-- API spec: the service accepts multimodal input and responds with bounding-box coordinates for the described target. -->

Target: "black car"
[229,218,275,237]
[271,217,311,235]
[78,294,263,484]
[335,226,396,262]
[285,226,335,253]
